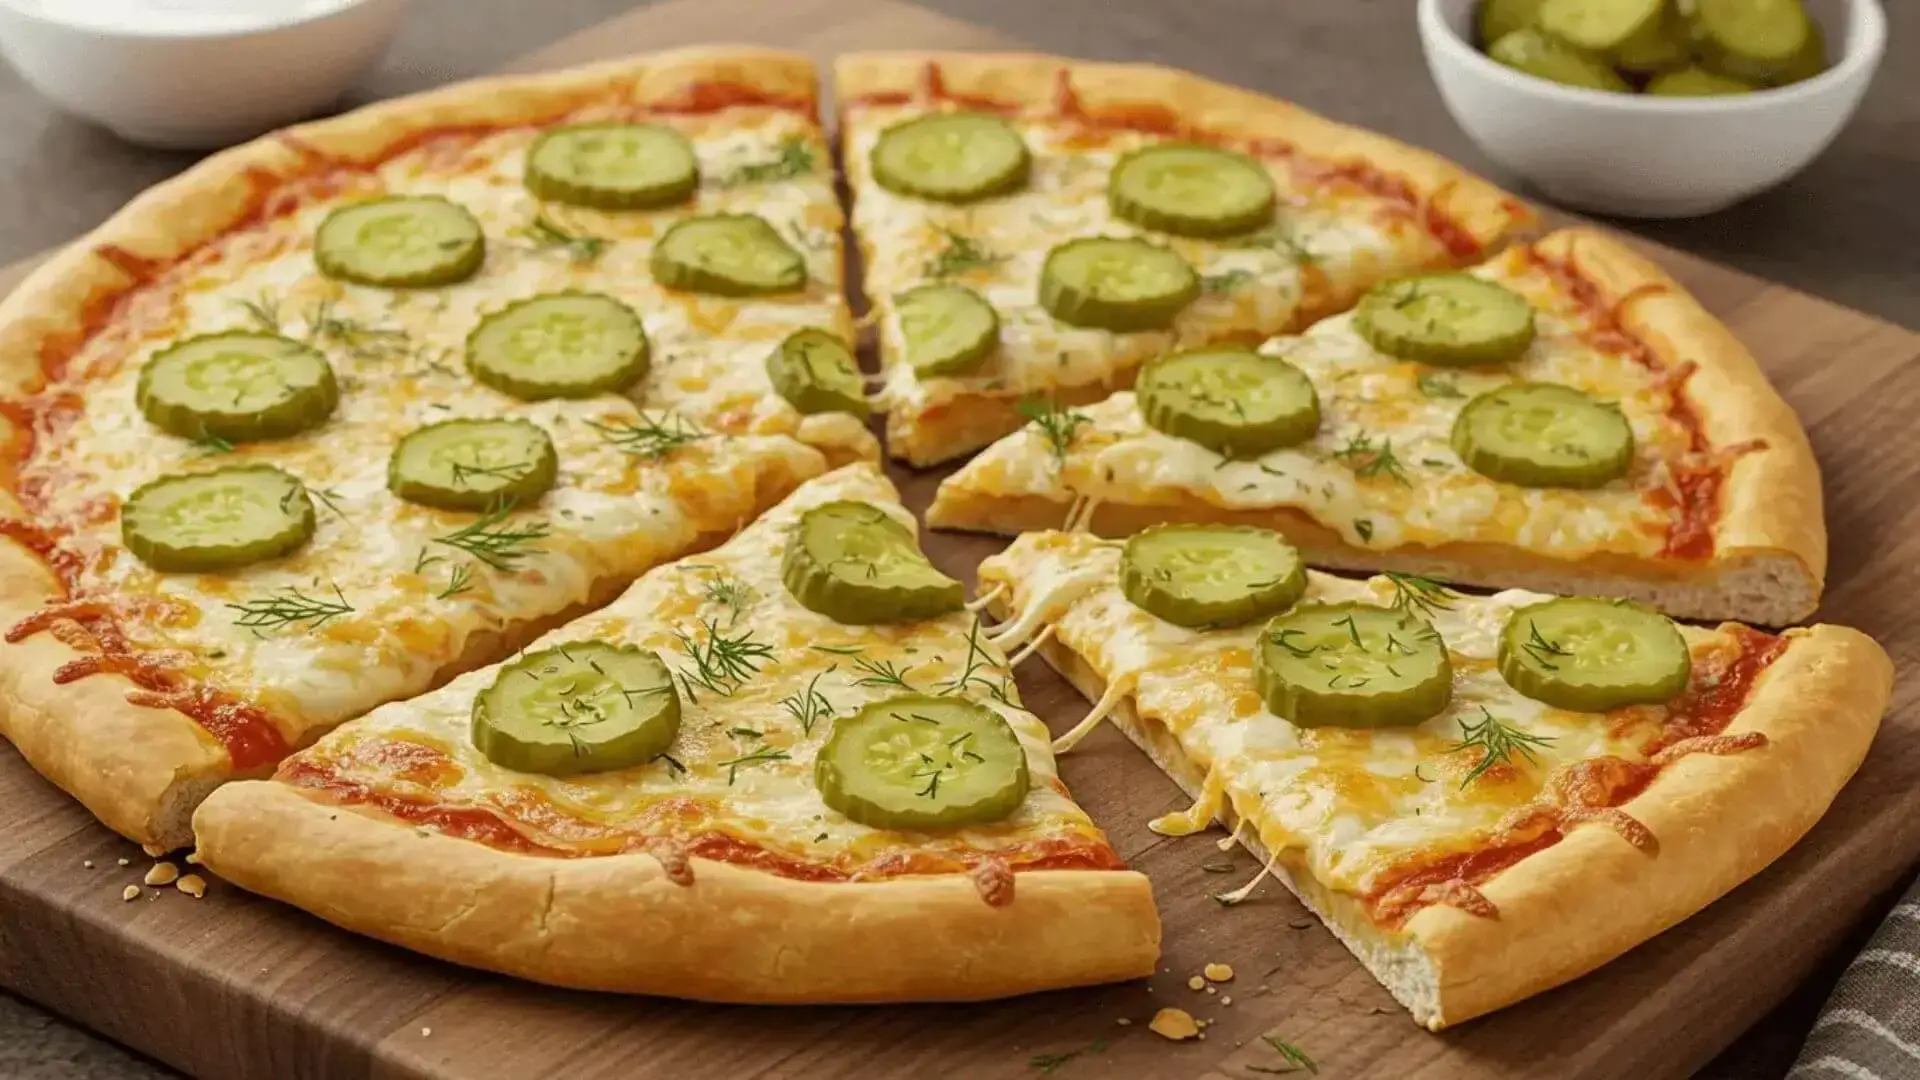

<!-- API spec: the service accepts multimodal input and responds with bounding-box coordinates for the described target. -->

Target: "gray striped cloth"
[1791,875,1920,1079]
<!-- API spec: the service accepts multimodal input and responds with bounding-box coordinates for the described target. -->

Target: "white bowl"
[0,0,411,150]
[1417,0,1886,218]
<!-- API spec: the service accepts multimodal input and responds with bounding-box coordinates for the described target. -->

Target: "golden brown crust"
[192,781,1160,1002]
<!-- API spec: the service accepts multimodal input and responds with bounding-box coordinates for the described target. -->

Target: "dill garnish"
[1234,225,1317,265]
[938,618,1012,704]
[1256,1035,1318,1074]
[1200,268,1255,294]
[718,745,791,784]
[778,669,835,736]
[1521,620,1573,670]
[234,293,282,332]
[448,460,533,490]
[1450,706,1556,789]
[588,412,706,460]
[432,505,550,571]
[701,575,758,628]
[191,432,235,455]
[435,563,473,600]
[307,486,348,519]
[1383,572,1454,619]
[671,617,774,703]
[524,215,606,263]
[304,300,411,361]
[1329,430,1411,485]
[1417,371,1464,399]
[924,229,1006,278]
[226,583,353,633]
[1017,396,1090,464]
[713,137,815,187]
[851,656,916,692]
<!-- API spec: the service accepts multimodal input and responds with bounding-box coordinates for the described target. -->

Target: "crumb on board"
[1187,975,1206,991]
[420,1027,432,1037]
[1204,962,1235,982]
[1206,987,1218,996]
[176,874,207,899]
[1149,1008,1200,1041]
[1116,1018,1132,1026]
[120,885,140,902]
[116,858,130,867]
[82,860,93,869]
[144,863,179,887]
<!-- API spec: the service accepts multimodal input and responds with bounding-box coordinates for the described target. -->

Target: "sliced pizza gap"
[931,226,1824,626]
[832,51,1535,468]
[194,464,1160,1002]
[976,528,1888,1029]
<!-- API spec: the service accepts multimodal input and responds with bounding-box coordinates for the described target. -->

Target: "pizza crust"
[989,585,1889,1028]
[192,780,1160,1002]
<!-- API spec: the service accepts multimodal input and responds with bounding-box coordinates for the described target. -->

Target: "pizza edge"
[831,50,1538,467]
[985,593,1889,1029]
[926,226,1825,625]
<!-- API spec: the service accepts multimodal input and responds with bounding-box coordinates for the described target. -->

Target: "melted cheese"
[13,106,853,735]
[978,531,1714,895]
[947,250,1690,561]
[297,466,1110,866]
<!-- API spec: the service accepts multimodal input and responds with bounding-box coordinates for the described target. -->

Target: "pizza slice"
[193,465,1159,1002]
[0,50,863,849]
[931,227,1823,625]
[834,51,1534,466]
[976,528,1888,1028]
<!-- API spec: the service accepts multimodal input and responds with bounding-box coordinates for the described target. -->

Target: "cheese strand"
[1214,845,1284,907]
[1050,674,1133,754]
[1006,624,1056,667]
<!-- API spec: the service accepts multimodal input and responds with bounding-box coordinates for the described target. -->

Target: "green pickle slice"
[1120,525,1306,628]
[1255,602,1453,729]
[782,501,963,625]
[388,419,558,511]
[472,643,681,776]
[1498,598,1690,711]
[1452,383,1634,488]
[1537,0,1663,52]
[896,284,999,378]
[766,329,870,417]
[1039,237,1199,332]
[1487,28,1633,92]
[1137,348,1320,458]
[466,292,649,400]
[122,465,315,573]
[1108,144,1276,238]
[816,694,1030,830]
[1691,0,1812,83]
[1354,274,1536,367]
[314,196,485,288]
[1478,0,1548,46]
[525,123,699,210]
[1646,67,1760,95]
[870,112,1031,204]
[1612,3,1692,73]
[650,213,806,296]
[1771,19,1827,85]
[137,332,338,443]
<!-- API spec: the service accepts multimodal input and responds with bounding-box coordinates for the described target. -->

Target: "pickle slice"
[472,643,681,776]
[313,196,485,288]
[1538,0,1663,52]
[122,465,315,573]
[388,419,558,511]
[1108,144,1276,238]
[1478,0,1548,45]
[782,501,963,625]
[766,329,870,418]
[525,123,699,210]
[137,332,338,443]
[896,284,999,378]
[1692,0,1811,83]
[1255,603,1453,728]
[1039,237,1199,332]
[1120,525,1306,628]
[1487,28,1634,91]
[815,694,1029,830]
[1498,598,1690,711]
[1771,19,1826,85]
[1612,2,1691,73]
[1646,67,1759,95]
[1452,383,1634,488]
[1354,274,1536,367]
[650,213,806,296]
[466,292,649,401]
[1138,348,1320,458]
[870,112,1031,204]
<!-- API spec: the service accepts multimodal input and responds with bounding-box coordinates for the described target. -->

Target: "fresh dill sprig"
[1520,621,1573,671]
[777,668,835,736]
[939,617,1011,703]
[702,575,758,628]
[1029,1040,1109,1074]
[1017,396,1090,464]
[851,656,916,692]
[307,485,348,519]
[226,583,353,633]
[1450,706,1556,789]
[924,229,1006,278]
[1329,430,1411,485]
[717,745,791,784]
[1234,225,1317,265]
[1200,268,1255,294]
[1383,571,1454,619]
[1257,1035,1319,1075]
[588,413,706,460]
[436,563,473,600]
[714,137,815,187]
[1417,371,1464,399]
[304,300,411,361]
[413,548,445,574]
[1267,627,1317,658]
[191,432,235,455]
[672,617,774,703]
[524,215,607,264]
[234,293,282,332]
[432,505,550,571]
[448,459,533,490]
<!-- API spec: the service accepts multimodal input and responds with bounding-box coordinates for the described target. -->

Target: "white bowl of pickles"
[1418,0,1887,217]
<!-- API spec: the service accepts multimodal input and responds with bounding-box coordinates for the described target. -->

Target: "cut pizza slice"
[931,227,1824,625]
[976,529,1889,1028]
[0,50,862,850]
[835,51,1535,466]
[193,465,1160,1003]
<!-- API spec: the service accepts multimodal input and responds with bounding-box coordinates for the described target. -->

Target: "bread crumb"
[184,852,201,866]
[420,1027,432,1037]
[116,858,130,867]
[176,874,206,899]
[1116,1018,1132,1026]
[82,860,93,869]
[141,843,165,858]
[1187,975,1206,991]
[121,885,140,902]
[1222,996,1233,1006]
[1206,986,1218,995]
[1203,962,1235,982]
[1148,1008,1200,1041]
[144,863,179,887]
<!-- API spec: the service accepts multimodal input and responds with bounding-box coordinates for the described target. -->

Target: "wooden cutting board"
[1,2,1916,1078]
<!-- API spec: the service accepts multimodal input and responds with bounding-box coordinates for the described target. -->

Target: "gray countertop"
[0,1,1912,1078]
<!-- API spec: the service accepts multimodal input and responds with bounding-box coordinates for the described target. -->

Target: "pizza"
[975,528,1889,1028]
[929,227,1824,625]
[194,465,1160,1001]
[836,52,1535,466]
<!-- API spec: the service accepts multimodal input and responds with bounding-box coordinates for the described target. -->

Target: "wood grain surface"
[0,2,1915,1079]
